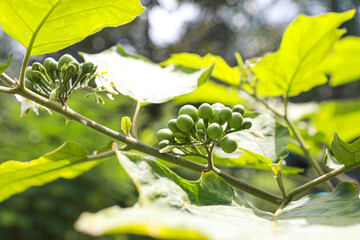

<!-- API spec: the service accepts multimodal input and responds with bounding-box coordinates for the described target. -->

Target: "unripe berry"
[212,103,225,108]
[198,103,214,119]
[219,107,232,122]
[207,123,223,139]
[176,114,194,132]
[221,136,238,153]
[228,112,243,128]
[58,54,76,70]
[233,104,245,115]
[210,107,220,124]
[242,121,252,129]
[168,119,180,132]
[44,57,57,72]
[156,128,174,142]
[178,105,199,123]
[195,119,205,131]
[159,139,170,149]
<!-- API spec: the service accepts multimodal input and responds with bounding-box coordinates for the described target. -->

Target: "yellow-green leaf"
[0,141,102,203]
[322,36,360,86]
[0,0,145,55]
[162,53,240,85]
[121,116,132,136]
[331,133,360,166]
[252,10,355,97]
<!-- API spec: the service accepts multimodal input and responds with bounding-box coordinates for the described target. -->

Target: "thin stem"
[131,101,141,139]
[213,168,282,204]
[275,171,287,198]
[86,149,116,161]
[0,86,17,94]
[285,162,360,204]
[1,73,17,87]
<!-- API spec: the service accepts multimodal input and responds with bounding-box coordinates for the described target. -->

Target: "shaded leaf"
[0,0,144,55]
[322,36,360,86]
[0,141,102,203]
[331,133,360,166]
[324,149,344,170]
[82,45,214,104]
[162,52,240,85]
[0,54,12,75]
[75,152,360,240]
[252,10,355,97]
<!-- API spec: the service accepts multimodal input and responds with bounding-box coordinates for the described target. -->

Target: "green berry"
[198,103,214,119]
[159,139,170,149]
[25,78,33,89]
[195,119,205,131]
[168,119,180,132]
[44,57,57,72]
[219,107,232,122]
[210,107,220,124]
[221,136,238,153]
[32,62,43,71]
[82,62,95,73]
[228,112,243,128]
[58,54,76,70]
[233,104,245,115]
[156,128,174,142]
[25,67,38,82]
[178,105,199,123]
[68,61,80,74]
[176,114,194,132]
[212,103,225,108]
[207,123,223,139]
[242,121,252,129]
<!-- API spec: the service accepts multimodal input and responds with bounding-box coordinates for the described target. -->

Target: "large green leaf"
[322,36,360,86]
[331,133,360,166]
[312,99,360,145]
[75,152,360,239]
[0,0,145,55]
[227,113,290,163]
[252,10,355,97]
[162,53,240,86]
[82,45,214,104]
[0,141,102,203]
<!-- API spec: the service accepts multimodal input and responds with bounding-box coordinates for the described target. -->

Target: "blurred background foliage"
[0,0,359,239]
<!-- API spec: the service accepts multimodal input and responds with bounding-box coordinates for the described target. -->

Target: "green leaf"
[75,152,360,239]
[331,133,360,166]
[229,113,290,163]
[0,141,102,203]
[312,99,360,145]
[0,54,12,75]
[174,80,243,106]
[121,116,132,136]
[252,10,355,97]
[162,53,240,85]
[322,36,360,86]
[82,45,214,104]
[0,0,145,55]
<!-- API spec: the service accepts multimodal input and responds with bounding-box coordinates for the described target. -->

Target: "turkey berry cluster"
[25,54,97,104]
[157,103,252,154]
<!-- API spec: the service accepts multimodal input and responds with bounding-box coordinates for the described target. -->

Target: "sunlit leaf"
[322,36,360,86]
[0,55,12,75]
[121,116,132,136]
[331,133,360,166]
[82,45,214,104]
[162,52,240,85]
[252,10,355,97]
[174,80,243,106]
[76,152,360,239]
[312,99,360,145]
[0,141,102,203]
[0,0,145,55]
